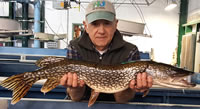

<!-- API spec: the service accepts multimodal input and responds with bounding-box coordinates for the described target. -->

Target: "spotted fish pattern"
[0,56,196,106]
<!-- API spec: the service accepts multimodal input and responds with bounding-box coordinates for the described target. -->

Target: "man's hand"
[114,72,152,103]
[60,73,85,101]
[60,72,85,88]
[129,72,153,92]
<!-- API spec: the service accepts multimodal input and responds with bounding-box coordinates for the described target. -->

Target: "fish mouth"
[154,76,196,89]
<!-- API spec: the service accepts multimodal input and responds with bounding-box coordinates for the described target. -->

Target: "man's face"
[83,19,118,51]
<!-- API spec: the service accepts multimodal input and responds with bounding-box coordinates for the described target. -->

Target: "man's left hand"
[129,72,153,92]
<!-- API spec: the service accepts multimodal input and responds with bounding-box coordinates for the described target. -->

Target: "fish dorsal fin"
[88,90,100,107]
[41,77,61,94]
[36,56,65,68]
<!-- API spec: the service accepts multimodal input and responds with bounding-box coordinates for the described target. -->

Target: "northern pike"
[0,56,196,107]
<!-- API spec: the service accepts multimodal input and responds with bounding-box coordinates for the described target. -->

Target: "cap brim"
[86,11,115,23]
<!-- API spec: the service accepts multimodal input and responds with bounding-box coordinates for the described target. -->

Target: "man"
[60,0,153,103]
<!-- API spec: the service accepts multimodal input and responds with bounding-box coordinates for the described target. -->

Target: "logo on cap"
[93,1,106,10]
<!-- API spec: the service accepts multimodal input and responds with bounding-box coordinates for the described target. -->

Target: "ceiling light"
[165,0,177,11]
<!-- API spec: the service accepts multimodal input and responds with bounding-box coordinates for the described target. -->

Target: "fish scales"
[0,57,196,106]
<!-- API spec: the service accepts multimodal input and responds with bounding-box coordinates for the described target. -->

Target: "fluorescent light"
[165,0,177,11]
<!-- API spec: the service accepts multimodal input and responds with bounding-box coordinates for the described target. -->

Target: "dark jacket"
[67,29,140,101]
[69,29,140,65]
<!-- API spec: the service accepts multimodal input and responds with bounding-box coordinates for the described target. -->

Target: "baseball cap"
[85,0,116,23]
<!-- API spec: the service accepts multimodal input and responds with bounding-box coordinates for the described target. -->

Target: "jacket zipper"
[99,55,103,60]
[98,53,104,63]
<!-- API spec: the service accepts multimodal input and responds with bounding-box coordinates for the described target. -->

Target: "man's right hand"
[60,72,85,88]
[60,72,85,101]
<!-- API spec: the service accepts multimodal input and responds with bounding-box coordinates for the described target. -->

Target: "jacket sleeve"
[126,46,140,62]
[66,44,82,60]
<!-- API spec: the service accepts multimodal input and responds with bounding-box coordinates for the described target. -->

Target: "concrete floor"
[0,100,8,109]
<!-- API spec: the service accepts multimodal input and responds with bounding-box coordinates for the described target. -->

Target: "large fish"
[0,56,196,107]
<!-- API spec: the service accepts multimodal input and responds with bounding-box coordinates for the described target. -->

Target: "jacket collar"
[78,29,126,51]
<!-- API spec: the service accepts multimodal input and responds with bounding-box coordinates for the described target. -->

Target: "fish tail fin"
[0,73,35,104]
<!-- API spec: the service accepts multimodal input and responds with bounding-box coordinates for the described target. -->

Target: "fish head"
[152,67,196,89]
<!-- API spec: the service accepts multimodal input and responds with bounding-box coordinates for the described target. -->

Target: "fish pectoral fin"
[41,78,60,94]
[88,90,100,107]
[142,89,149,97]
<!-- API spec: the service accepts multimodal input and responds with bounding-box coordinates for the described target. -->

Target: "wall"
[188,0,200,15]
[117,1,179,63]
[0,2,8,16]
[44,1,85,47]
[45,0,179,64]
[187,0,200,23]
